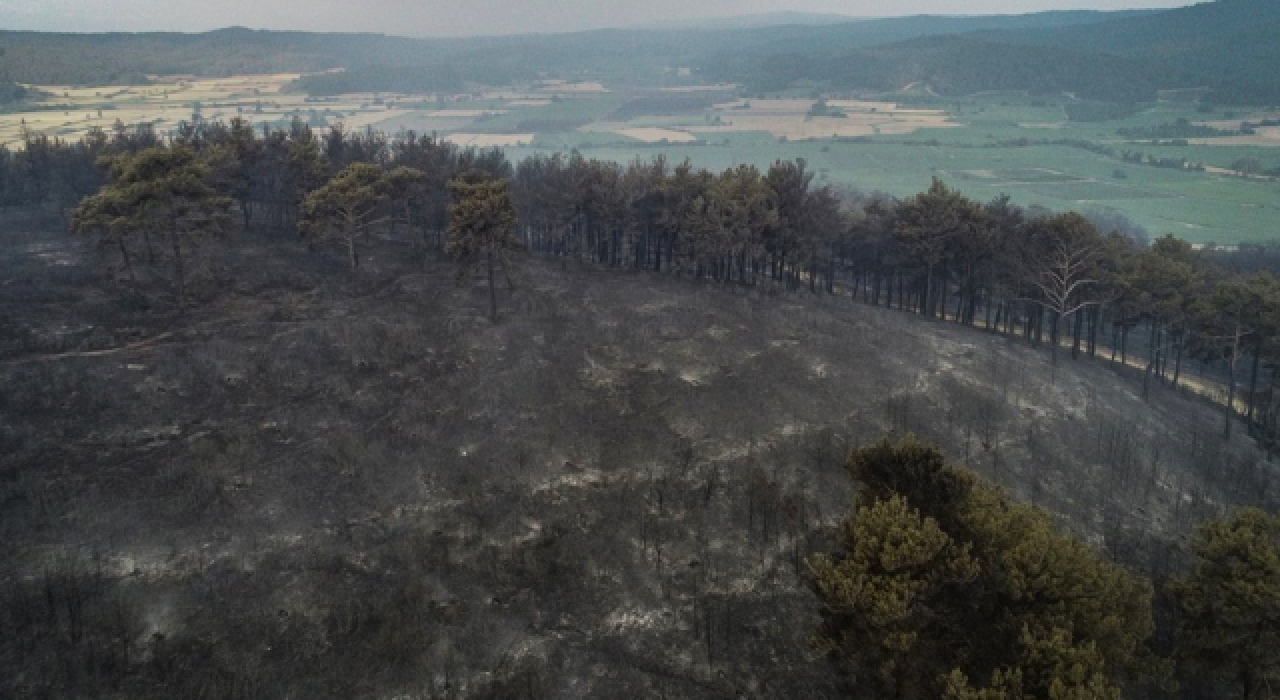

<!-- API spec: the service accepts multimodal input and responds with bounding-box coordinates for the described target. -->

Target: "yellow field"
[1188,127,1280,147]
[2,74,325,148]
[534,81,610,94]
[427,109,507,118]
[339,108,418,130]
[614,127,699,143]
[699,98,956,140]
[2,75,955,151]
[1188,111,1280,146]
[712,98,814,113]
[444,133,535,147]
[578,122,700,143]
[658,84,739,93]
[0,73,458,149]
[825,99,905,112]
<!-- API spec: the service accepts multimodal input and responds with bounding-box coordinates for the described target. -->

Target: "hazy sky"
[0,0,1193,36]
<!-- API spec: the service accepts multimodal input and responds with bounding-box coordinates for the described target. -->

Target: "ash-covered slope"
[1,230,1274,698]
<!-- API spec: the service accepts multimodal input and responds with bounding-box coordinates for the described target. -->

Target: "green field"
[503,93,1280,244]
[6,79,1279,244]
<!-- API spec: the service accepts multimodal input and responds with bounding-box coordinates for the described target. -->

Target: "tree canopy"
[446,170,523,322]
[300,162,393,269]
[1171,507,1280,700]
[71,144,231,308]
[810,438,1165,700]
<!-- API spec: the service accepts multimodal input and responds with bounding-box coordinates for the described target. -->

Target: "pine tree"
[1204,274,1280,439]
[446,170,523,322]
[72,145,232,309]
[810,494,979,698]
[299,162,390,270]
[895,179,988,318]
[1170,508,1280,700]
[811,438,1165,700]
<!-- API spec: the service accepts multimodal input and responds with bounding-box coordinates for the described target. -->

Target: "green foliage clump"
[446,170,523,322]
[810,437,1166,700]
[289,65,464,97]
[1170,508,1280,700]
[300,162,392,270]
[71,145,233,308]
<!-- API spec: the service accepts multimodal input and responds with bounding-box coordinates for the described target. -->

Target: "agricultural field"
[509,93,1280,245]
[0,74,307,146]
[4,76,1280,244]
[698,98,958,140]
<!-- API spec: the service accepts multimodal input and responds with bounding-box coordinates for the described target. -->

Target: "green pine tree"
[811,437,1166,700]
[446,170,523,322]
[1170,508,1280,700]
[72,145,232,309]
[299,162,391,270]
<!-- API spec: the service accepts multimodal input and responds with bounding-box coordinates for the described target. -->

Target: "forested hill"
[1,1,1278,104]
[631,12,860,31]
[979,0,1280,103]
[0,9,1150,89]
[0,29,424,84]
[722,35,1168,102]
[719,0,1280,103]
[0,47,26,103]
[986,0,1280,56]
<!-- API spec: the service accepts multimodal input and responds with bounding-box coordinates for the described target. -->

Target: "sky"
[0,0,1193,37]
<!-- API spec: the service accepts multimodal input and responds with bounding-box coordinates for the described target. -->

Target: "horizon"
[0,0,1195,38]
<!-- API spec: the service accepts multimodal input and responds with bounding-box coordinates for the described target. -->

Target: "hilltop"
[631,12,863,31]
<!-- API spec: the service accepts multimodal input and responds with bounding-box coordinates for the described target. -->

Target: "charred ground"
[1,223,1276,699]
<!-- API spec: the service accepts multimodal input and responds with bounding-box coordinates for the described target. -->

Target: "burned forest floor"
[2,224,1277,699]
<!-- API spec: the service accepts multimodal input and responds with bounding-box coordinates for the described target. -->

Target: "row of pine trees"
[5,117,1280,447]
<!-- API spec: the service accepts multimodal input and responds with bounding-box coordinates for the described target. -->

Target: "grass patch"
[1026,180,1172,201]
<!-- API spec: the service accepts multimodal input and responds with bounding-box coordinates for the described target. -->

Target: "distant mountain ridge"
[716,0,1280,104]
[980,0,1280,102]
[0,10,1155,88]
[632,12,863,31]
[0,1,1276,105]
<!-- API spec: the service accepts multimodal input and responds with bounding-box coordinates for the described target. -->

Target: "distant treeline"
[1118,118,1236,140]
[729,37,1166,102]
[288,65,465,97]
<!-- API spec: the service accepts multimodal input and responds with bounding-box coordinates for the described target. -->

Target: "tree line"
[6,117,1280,446]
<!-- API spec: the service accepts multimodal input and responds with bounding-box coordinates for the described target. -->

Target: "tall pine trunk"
[487,251,497,323]
[1225,324,1242,440]
[171,234,186,312]
[1247,338,1263,429]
